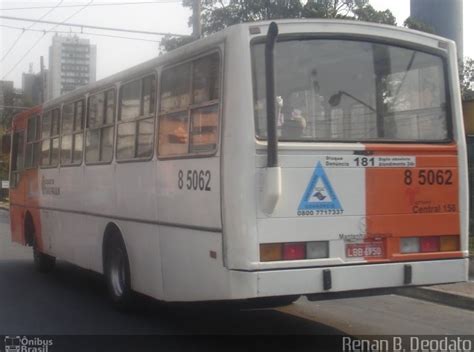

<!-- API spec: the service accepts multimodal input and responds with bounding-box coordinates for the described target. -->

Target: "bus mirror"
[1,134,11,155]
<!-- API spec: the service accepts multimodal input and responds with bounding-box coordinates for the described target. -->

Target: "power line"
[0,24,161,43]
[1,1,180,11]
[0,15,189,37]
[0,29,25,63]
[27,0,65,29]
[1,32,46,79]
[1,1,95,79]
[50,0,94,31]
[0,0,64,63]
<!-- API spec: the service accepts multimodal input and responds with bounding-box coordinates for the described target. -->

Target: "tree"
[460,58,474,101]
[403,16,434,34]
[160,0,397,52]
[402,17,473,101]
[0,126,9,189]
[0,89,32,129]
[352,4,395,25]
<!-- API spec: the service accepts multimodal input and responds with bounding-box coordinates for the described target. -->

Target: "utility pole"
[192,0,202,39]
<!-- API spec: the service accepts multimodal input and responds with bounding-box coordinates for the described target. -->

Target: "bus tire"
[246,295,301,308]
[33,237,56,273]
[104,236,133,310]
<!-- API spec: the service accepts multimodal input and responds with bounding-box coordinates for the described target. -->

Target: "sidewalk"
[397,257,474,311]
[0,200,8,211]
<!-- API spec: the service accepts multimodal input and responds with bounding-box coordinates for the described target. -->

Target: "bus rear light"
[440,236,459,251]
[420,236,440,252]
[400,237,420,253]
[307,241,329,259]
[260,243,282,262]
[283,243,306,260]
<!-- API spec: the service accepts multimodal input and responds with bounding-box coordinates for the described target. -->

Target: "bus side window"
[117,74,156,160]
[61,102,74,165]
[10,131,25,188]
[158,63,191,157]
[158,52,220,157]
[86,90,115,164]
[41,111,51,166]
[190,53,219,153]
[40,108,60,167]
[60,100,84,165]
[25,115,41,168]
[51,109,60,166]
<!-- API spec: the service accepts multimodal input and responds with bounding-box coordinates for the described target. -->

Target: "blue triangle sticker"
[298,162,343,211]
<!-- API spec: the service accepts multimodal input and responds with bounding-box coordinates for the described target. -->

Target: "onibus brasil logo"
[3,336,53,352]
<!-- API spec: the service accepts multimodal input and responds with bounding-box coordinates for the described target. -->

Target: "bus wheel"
[33,237,56,273]
[104,237,133,310]
[246,295,301,309]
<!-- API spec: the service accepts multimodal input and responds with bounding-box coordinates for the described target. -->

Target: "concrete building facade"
[47,34,96,100]
[0,81,14,116]
[22,70,48,106]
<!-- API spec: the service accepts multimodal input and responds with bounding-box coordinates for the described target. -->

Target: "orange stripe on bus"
[364,144,460,261]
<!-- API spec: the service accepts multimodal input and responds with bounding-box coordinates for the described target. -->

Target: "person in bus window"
[281,109,307,139]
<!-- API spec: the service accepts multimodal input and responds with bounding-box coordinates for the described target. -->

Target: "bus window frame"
[116,72,157,163]
[85,87,116,166]
[60,98,85,168]
[24,114,41,170]
[250,34,454,145]
[10,129,25,189]
[40,107,61,169]
[157,49,222,160]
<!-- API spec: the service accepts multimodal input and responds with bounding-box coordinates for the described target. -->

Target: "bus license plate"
[346,242,384,258]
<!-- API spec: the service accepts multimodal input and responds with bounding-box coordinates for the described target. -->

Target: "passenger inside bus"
[281,109,307,139]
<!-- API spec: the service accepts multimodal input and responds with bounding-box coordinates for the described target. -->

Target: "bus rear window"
[252,39,450,142]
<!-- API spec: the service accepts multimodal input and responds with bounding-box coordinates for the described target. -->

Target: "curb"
[396,286,474,311]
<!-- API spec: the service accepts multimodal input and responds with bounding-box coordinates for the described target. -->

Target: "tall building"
[410,0,463,60]
[47,34,97,100]
[0,81,14,115]
[22,72,41,105]
[22,70,48,106]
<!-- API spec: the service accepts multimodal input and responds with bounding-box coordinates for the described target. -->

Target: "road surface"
[0,209,472,346]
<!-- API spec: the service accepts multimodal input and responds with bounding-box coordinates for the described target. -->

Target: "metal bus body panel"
[9,106,43,248]
[6,20,468,302]
[221,20,468,280]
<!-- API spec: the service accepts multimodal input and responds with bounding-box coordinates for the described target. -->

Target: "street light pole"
[192,0,202,39]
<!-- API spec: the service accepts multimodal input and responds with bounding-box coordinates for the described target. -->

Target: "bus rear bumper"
[242,258,468,298]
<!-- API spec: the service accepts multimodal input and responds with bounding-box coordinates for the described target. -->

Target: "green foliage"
[353,4,396,25]
[460,57,474,101]
[0,89,34,130]
[160,0,397,52]
[403,16,435,34]
[159,35,195,54]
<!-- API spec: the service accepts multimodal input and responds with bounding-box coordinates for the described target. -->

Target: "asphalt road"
[0,210,341,338]
[0,209,472,351]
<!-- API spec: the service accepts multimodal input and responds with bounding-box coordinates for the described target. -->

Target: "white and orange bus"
[5,20,469,308]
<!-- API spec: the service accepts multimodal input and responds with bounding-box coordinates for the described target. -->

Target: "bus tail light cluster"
[400,236,459,254]
[260,241,329,262]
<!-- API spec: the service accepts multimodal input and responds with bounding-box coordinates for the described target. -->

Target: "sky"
[0,0,472,89]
